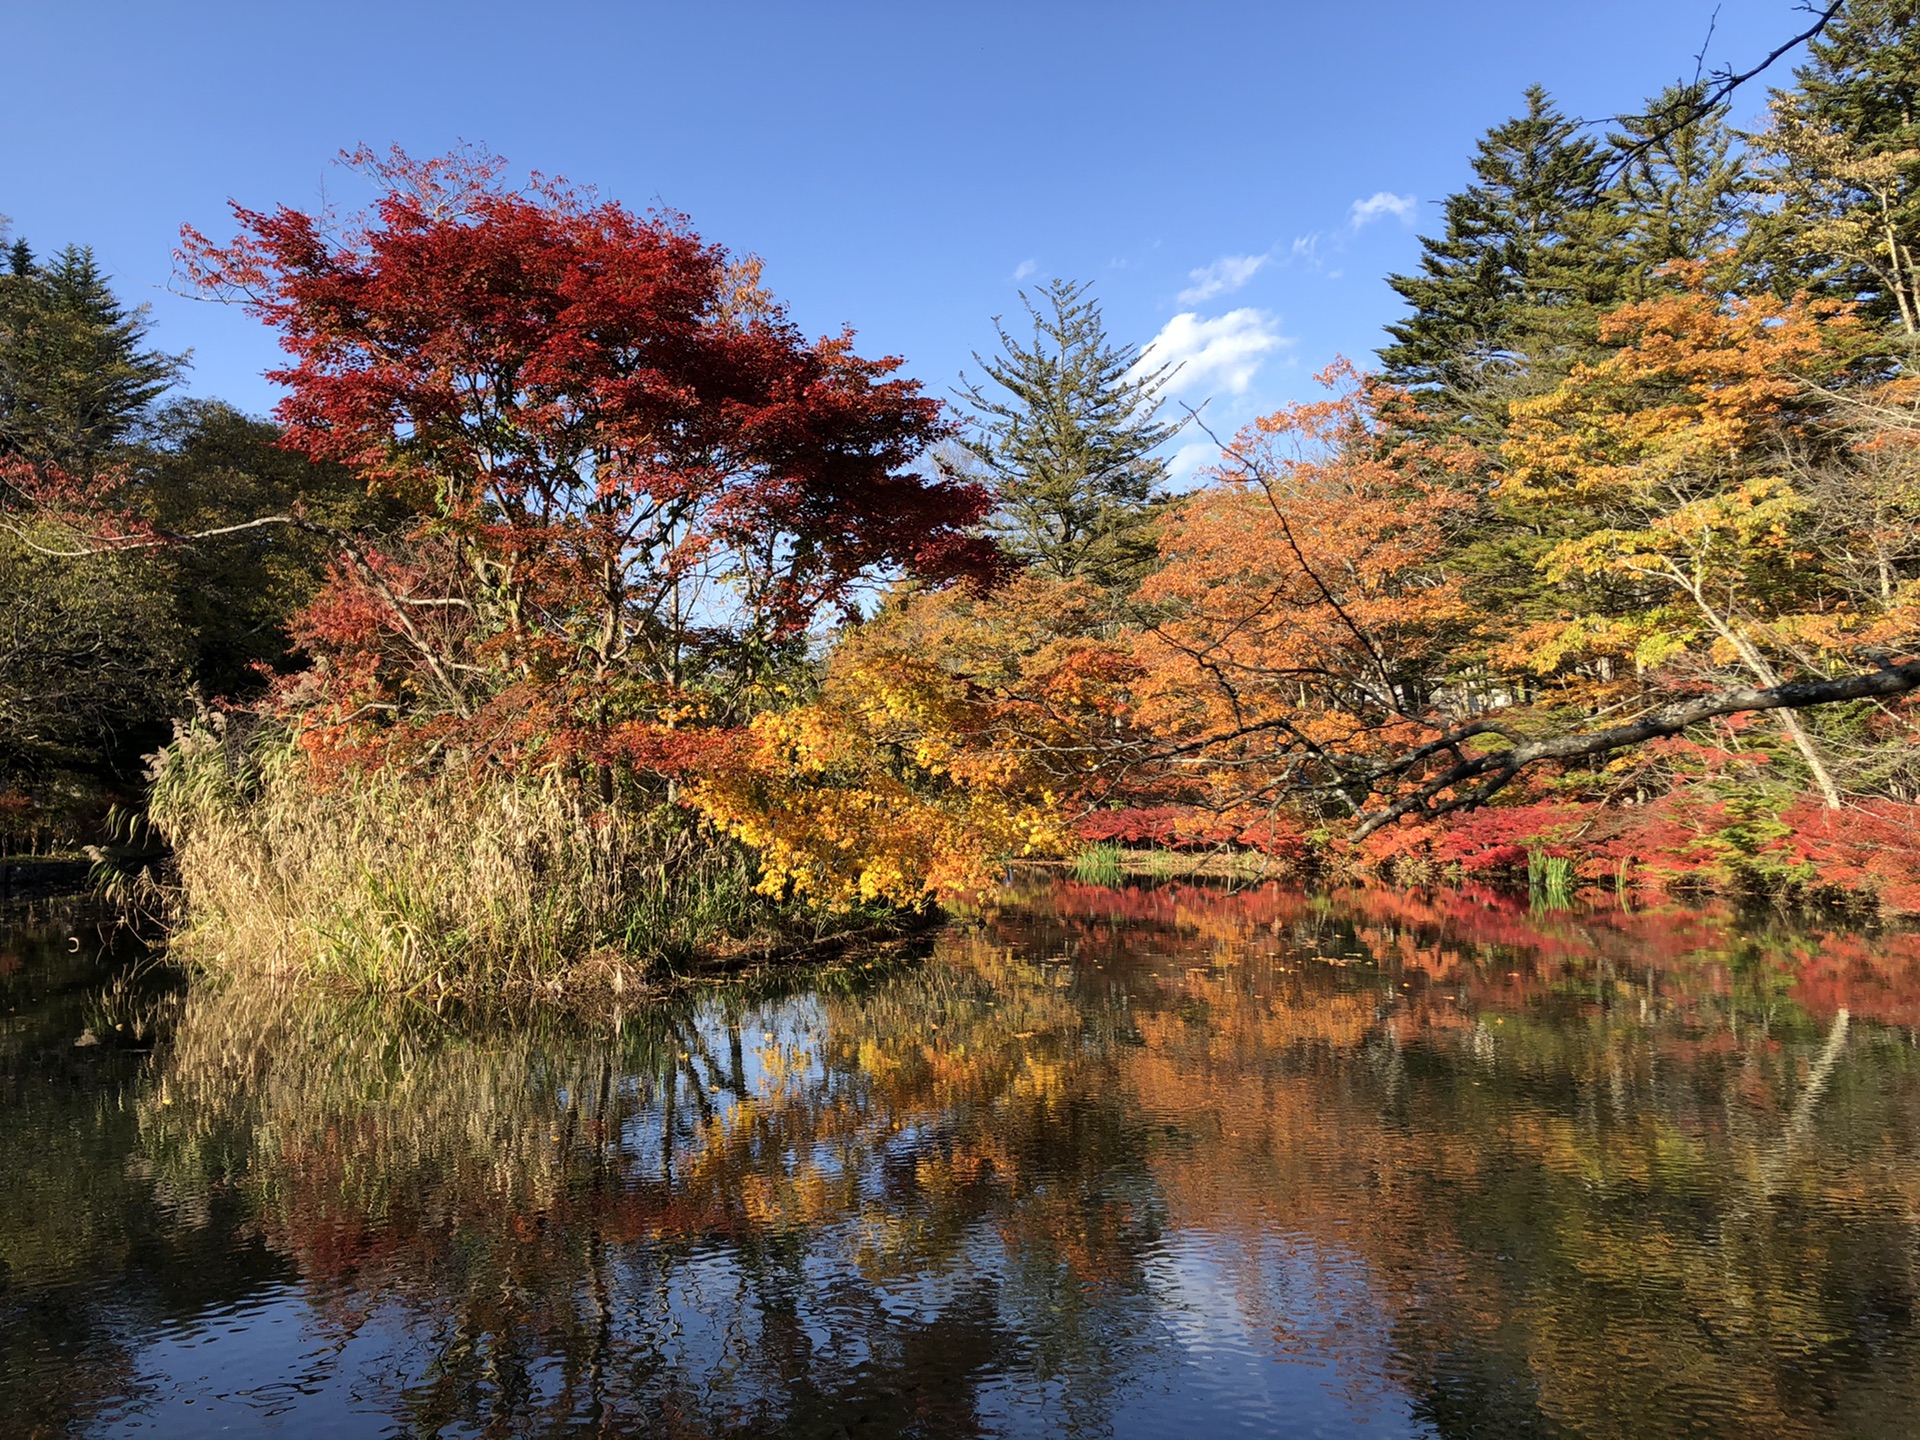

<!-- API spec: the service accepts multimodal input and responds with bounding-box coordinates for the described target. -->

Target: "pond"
[3,880,1918,1438]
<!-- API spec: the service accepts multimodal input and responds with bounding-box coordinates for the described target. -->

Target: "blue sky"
[2,1,1823,475]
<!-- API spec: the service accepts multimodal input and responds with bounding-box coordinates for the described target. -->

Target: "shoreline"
[24,850,1906,1010]
[150,906,951,1009]
[1038,847,1906,920]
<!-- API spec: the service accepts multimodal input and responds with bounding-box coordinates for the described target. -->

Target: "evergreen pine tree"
[1379,85,1622,435]
[0,242,184,469]
[1799,0,1920,139]
[0,248,398,835]
[1749,0,1920,332]
[1607,84,1754,293]
[958,279,1178,586]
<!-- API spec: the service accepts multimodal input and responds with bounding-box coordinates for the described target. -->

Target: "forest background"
[8,1,1920,990]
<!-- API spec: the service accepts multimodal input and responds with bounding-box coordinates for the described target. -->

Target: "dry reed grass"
[146,719,788,992]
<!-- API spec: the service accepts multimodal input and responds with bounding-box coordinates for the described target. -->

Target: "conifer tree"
[1380,86,1622,435]
[1749,0,1920,332]
[0,242,184,469]
[1607,84,1754,293]
[958,279,1178,586]
[0,239,189,831]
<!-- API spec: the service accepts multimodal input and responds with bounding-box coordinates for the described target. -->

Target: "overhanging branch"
[1594,2,1842,179]
[1352,658,1920,838]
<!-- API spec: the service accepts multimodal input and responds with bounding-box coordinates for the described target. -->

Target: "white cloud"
[1349,191,1416,227]
[1134,309,1289,397]
[1176,252,1267,304]
[1012,258,1038,281]
[1164,439,1223,486]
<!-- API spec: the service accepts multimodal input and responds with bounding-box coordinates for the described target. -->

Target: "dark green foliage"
[0,233,188,842]
[136,400,402,698]
[1747,0,1920,331]
[0,532,193,833]
[0,241,184,469]
[1380,86,1623,436]
[1607,85,1754,293]
[1798,0,1920,157]
[0,233,393,849]
[959,279,1178,586]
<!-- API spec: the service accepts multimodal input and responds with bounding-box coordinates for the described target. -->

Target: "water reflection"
[4,884,1918,1438]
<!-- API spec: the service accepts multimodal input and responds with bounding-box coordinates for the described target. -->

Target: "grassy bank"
[146,721,908,995]
[1065,843,1279,885]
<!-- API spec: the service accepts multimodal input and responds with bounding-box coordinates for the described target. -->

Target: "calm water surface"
[3,881,1918,1438]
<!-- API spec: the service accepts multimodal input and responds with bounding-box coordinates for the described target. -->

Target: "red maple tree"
[178,146,998,780]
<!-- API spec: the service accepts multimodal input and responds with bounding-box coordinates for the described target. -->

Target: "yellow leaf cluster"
[690,581,1099,907]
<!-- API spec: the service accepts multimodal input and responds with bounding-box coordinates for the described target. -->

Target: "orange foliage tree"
[1139,278,1920,855]
[792,284,1920,903]
[1123,363,1481,831]
[1500,266,1882,809]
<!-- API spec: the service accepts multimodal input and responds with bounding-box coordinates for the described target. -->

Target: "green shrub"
[1070,842,1126,885]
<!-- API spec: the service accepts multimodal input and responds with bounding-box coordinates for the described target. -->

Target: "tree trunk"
[1683,572,1845,810]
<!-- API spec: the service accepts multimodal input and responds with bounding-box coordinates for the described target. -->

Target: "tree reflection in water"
[1012,882,1920,1438]
[5,882,1919,1437]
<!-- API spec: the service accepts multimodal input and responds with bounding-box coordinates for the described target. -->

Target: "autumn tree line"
[6,3,1920,984]
[715,2,1920,912]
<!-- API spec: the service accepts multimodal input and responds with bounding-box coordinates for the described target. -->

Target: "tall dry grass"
[147,719,788,991]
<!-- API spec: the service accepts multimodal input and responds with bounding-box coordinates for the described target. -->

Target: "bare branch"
[2,513,306,557]
[1593,2,1841,179]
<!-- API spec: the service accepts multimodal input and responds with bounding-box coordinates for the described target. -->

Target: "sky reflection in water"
[3,880,1917,1438]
